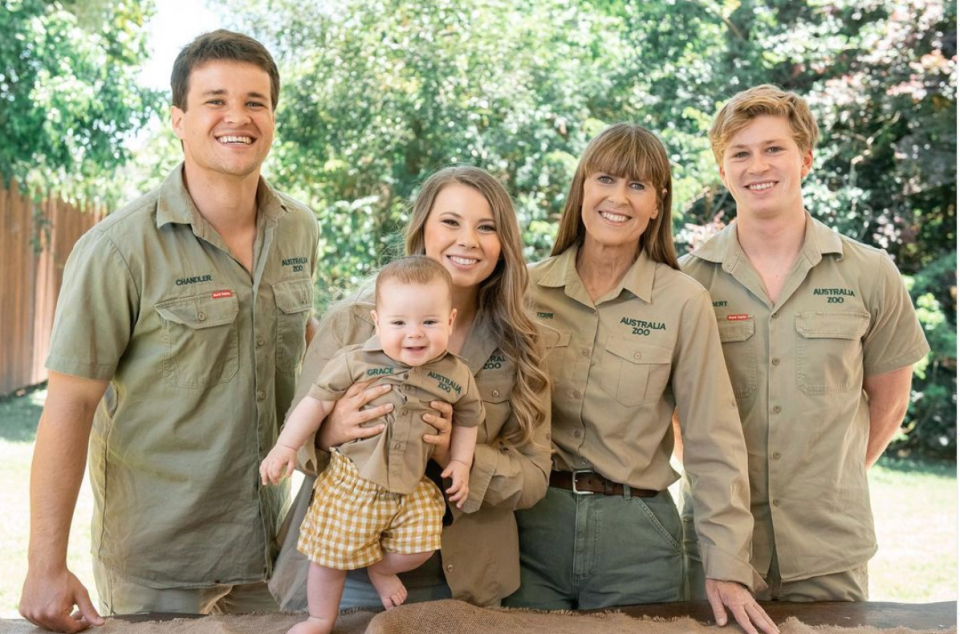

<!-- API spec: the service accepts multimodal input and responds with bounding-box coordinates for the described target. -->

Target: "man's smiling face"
[720,114,813,220]
[171,60,275,180]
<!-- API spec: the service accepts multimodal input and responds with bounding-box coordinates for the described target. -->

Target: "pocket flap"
[541,327,571,349]
[606,338,672,365]
[718,318,755,343]
[796,311,870,340]
[156,293,239,329]
[275,278,313,314]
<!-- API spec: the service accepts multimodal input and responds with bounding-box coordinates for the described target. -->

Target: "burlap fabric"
[1,600,954,634]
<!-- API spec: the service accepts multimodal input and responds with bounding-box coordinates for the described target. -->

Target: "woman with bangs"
[269,166,552,610]
[506,124,777,634]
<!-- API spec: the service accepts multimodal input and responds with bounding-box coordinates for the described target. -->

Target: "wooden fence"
[0,178,104,397]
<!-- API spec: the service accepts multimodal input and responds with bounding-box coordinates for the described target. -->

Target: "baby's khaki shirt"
[528,246,763,591]
[681,214,930,582]
[271,291,552,607]
[46,165,319,587]
[307,338,484,494]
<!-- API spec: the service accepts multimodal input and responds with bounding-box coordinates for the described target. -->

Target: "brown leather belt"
[549,470,658,497]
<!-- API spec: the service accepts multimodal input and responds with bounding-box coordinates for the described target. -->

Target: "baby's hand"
[259,444,297,486]
[441,460,471,509]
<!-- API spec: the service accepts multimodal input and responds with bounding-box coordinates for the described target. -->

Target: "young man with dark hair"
[19,30,319,631]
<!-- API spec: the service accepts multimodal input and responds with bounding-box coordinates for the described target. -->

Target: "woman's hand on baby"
[441,459,471,508]
[319,380,392,450]
[259,445,297,485]
[423,400,454,467]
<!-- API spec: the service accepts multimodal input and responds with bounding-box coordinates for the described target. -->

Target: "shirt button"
[573,430,582,438]
[771,358,780,366]
[446,564,454,572]
[572,390,582,399]
[772,499,781,507]
[256,390,266,400]
[491,389,500,398]
[771,312,778,319]
[256,337,265,347]
[581,348,590,357]
[772,452,782,460]
[394,443,403,450]
[633,352,642,360]
[198,311,207,321]
[772,405,782,414]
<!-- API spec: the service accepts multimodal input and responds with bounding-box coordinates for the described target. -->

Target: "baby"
[260,255,483,634]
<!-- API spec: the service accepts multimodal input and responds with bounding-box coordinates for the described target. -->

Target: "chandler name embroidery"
[428,371,462,395]
[813,287,856,304]
[176,274,212,286]
[282,256,308,273]
[620,317,666,337]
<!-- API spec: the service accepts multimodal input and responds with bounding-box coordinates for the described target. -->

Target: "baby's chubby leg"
[367,551,435,609]
[287,563,347,634]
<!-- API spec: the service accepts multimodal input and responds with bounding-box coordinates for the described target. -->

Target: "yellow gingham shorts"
[296,450,445,570]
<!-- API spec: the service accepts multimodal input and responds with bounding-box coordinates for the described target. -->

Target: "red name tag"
[727,313,750,321]
[211,290,233,299]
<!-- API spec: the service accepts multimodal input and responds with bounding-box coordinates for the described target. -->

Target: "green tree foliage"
[0,0,160,202]
[219,0,955,457]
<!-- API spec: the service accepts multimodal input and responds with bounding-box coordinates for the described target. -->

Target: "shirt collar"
[692,212,844,270]
[537,244,656,303]
[155,163,288,230]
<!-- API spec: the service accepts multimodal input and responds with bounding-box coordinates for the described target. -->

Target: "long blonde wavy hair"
[405,166,549,449]
[552,123,679,270]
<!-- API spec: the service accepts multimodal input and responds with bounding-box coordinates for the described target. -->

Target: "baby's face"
[372,279,455,367]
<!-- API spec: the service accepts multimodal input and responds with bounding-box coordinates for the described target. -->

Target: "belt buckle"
[571,469,594,495]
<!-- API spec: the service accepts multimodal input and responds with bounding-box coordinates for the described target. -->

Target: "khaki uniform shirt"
[270,290,552,607]
[528,246,763,590]
[46,165,319,587]
[680,214,930,581]
[307,338,484,494]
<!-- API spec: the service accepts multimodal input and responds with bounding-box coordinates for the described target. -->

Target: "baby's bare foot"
[368,568,408,609]
[286,615,335,634]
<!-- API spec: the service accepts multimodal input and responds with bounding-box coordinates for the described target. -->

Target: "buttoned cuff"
[701,542,767,593]
[450,443,497,518]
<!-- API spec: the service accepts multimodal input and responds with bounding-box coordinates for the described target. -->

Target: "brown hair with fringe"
[551,123,679,270]
[405,166,548,449]
[171,29,280,110]
[709,84,819,165]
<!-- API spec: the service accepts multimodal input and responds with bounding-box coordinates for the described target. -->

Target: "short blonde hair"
[375,256,453,307]
[552,123,678,270]
[709,84,819,164]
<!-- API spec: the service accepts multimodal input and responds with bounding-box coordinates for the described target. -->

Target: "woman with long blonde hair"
[505,123,777,634]
[270,166,551,609]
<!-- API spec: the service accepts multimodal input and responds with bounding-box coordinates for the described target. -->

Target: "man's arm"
[20,371,108,633]
[863,366,914,468]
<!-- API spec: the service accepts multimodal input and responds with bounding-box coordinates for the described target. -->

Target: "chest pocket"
[600,337,673,407]
[275,278,313,374]
[541,328,571,389]
[717,317,757,399]
[795,311,870,395]
[155,293,239,388]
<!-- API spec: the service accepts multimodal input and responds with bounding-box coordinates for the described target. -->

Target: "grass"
[0,388,955,617]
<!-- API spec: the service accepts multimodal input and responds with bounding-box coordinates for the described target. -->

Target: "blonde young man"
[679,85,929,601]
[19,31,319,632]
